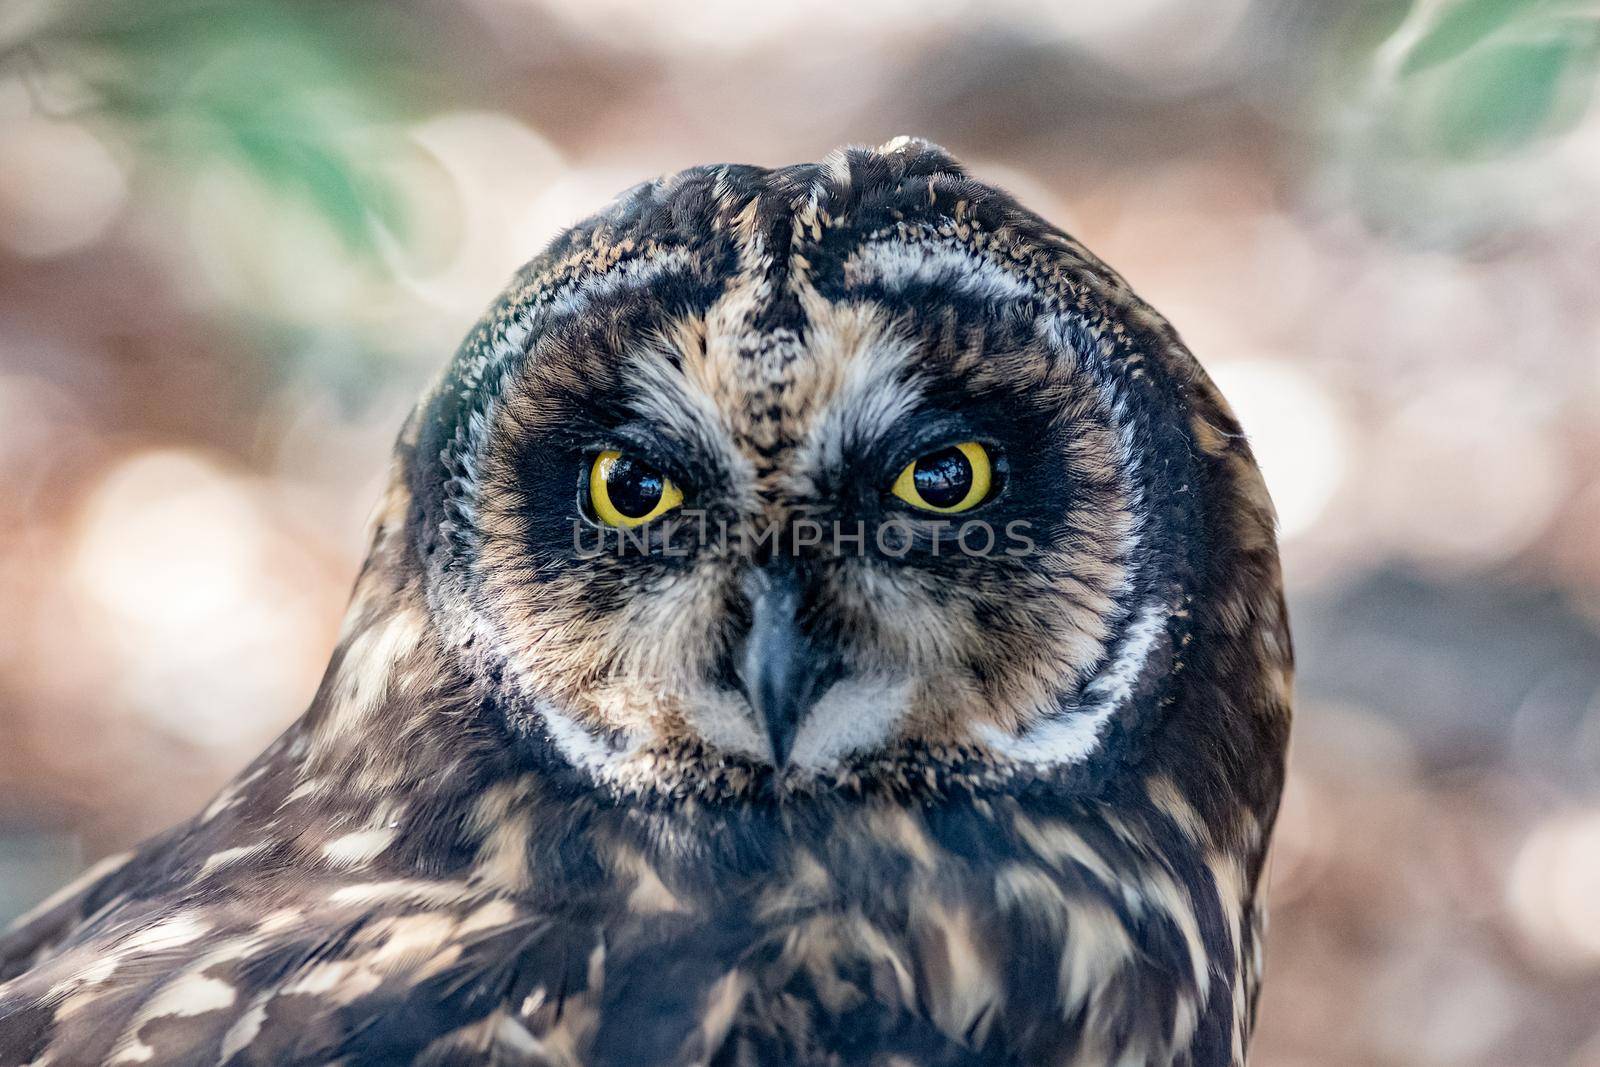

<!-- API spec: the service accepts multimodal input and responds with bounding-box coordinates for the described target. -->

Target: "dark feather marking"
[0,138,1288,1067]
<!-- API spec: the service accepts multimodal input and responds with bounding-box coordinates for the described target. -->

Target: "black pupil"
[604,455,665,518]
[913,447,974,508]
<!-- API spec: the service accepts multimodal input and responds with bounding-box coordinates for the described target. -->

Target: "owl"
[0,138,1291,1066]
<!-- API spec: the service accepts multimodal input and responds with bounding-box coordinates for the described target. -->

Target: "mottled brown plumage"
[0,138,1291,1066]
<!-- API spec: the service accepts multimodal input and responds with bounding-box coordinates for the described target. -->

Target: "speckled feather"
[0,139,1291,1066]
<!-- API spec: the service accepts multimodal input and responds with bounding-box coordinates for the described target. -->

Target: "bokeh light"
[1,1,1597,1062]
[67,449,331,750]
[0,113,126,258]
[1207,359,1347,540]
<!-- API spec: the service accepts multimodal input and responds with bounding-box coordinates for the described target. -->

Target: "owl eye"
[890,441,994,514]
[587,450,684,527]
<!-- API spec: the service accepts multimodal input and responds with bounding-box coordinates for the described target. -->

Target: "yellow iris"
[588,450,684,527]
[890,441,993,514]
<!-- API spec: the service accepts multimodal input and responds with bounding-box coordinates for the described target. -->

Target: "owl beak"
[732,568,841,767]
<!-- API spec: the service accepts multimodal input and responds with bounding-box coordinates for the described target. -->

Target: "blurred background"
[1,0,1597,1061]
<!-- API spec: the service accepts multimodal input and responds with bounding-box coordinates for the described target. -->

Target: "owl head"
[386,138,1290,804]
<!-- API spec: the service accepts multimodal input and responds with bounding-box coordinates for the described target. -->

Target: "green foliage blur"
[0,6,1597,1061]
[10,1,433,256]
[9,0,1598,283]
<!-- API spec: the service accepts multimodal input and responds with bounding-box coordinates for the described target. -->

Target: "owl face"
[406,140,1277,797]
